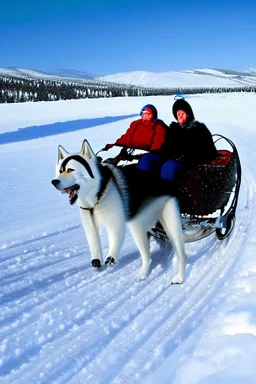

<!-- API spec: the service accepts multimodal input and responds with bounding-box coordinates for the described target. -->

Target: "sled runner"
[100,134,241,243]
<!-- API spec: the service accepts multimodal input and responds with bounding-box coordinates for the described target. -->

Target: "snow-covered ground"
[1,93,256,384]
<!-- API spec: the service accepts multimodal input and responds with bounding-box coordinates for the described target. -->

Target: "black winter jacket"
[160,120,217,166]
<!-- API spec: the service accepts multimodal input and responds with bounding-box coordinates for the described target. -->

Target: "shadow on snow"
[0,114,138,144]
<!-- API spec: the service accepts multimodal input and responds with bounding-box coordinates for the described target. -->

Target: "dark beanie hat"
[140,104,158,120]
[172,99,195,122]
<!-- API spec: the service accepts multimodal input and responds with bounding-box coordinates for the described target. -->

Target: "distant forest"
[1,73,255,103]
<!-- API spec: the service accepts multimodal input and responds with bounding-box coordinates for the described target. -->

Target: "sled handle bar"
[97,147,142,166]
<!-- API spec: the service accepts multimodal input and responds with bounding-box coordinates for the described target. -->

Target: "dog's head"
[51,139,99,205]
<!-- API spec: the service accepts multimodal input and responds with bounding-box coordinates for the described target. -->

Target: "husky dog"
[51,140,186,284]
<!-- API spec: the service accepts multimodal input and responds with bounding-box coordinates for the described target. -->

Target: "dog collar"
[80,206,94,212]
[79,165,112,213]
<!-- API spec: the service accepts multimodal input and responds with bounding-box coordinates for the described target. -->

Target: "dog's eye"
[67,168,74,173]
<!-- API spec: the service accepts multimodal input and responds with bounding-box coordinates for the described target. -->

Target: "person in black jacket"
[159,99,217,181]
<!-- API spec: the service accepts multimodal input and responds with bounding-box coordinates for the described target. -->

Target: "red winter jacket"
[115,118,167,151]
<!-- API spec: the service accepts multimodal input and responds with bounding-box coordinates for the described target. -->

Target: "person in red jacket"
[103,104,167,152]
[103,104,178,182]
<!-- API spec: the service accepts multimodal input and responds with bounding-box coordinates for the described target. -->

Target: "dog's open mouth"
[62,184,80,205]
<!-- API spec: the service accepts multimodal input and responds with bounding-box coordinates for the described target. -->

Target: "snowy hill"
[49,68,96,79]
[0,67,60,79]
[1,66,256,88]
[98,68,256,88]
[0,67,95,82]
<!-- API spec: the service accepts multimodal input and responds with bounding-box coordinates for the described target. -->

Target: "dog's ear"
[58,145,69,163]
[80,140,95,159]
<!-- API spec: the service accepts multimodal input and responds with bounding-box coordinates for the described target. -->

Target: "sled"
[100,134,241,243]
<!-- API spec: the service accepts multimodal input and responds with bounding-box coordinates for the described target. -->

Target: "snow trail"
[1,94,256,384]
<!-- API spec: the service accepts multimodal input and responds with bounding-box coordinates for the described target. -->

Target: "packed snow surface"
[1,93,256,383]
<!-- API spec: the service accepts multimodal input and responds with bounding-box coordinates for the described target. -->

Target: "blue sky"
[1,0,256,75]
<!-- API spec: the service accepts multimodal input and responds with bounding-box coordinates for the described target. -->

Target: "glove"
[102,143,114,151]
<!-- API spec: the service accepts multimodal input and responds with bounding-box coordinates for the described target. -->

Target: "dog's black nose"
[51,179,60,186]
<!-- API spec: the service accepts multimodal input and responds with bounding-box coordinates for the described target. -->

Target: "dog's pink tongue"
[69,190,75,200]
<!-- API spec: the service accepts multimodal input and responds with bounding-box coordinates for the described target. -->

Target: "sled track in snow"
[0,223,81,255]
[0,146,253,384]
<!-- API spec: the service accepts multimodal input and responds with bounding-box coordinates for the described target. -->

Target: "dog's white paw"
[172,273,184,285]
[136,273,146,282]
[136,267,149,281]
[105,256,117,266]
